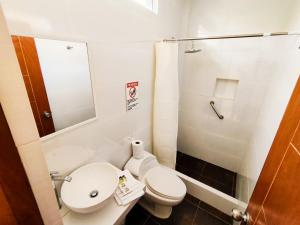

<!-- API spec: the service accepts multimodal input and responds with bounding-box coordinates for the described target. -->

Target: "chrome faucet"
[50,171,72,182]
[50,171,72,209]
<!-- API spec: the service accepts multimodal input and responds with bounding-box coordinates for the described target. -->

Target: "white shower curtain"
[153,42,179,169]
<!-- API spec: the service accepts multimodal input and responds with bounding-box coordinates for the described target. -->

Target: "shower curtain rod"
[163,32,300,42]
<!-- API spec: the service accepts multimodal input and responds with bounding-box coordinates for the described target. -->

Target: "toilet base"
[139,197,172,219]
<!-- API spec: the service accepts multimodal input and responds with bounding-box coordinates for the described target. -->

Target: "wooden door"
[246,77,300,225]
[0,185,18,225]
[11,35,55,137]
[0,104,44,225]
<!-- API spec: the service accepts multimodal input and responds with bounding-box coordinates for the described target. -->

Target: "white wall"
[178,0,300,201]
[286,0,300,31]
[178,37,275,172]
[3,0,300,205]
[0,0,190,173]
[186,0,299,36]
[237,37,300,202]
[35,38,95,131]
[178,0,300,172]
[0,6,62,225]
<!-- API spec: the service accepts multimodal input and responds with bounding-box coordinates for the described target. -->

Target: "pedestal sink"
[61,162,119,213]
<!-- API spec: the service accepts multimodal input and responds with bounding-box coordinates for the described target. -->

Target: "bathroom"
[0,0,300,225]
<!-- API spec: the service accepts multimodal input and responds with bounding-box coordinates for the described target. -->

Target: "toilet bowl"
[124,152,186,218]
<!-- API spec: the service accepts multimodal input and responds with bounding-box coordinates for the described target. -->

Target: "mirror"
[12,36,96,137]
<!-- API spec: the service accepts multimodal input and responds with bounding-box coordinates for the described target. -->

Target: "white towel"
[114,170,145,206]
[115,190,144,206]
[153,42,179,169]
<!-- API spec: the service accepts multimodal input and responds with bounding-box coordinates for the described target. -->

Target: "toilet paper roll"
[132,140,145,159]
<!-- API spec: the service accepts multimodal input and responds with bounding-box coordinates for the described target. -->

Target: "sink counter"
[62,197,138,225]
[61,165,139,225]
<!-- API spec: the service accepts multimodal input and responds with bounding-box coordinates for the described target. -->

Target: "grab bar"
[210,101,224,120]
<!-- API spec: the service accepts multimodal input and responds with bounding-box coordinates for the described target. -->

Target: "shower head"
[185,41,201,54]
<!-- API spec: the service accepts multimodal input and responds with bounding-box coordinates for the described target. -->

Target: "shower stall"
[163,33,300,213]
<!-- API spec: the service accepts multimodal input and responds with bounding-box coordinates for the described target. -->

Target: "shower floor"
[176,151,237,197]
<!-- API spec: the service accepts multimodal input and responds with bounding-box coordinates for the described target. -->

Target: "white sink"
[61,162,119,213]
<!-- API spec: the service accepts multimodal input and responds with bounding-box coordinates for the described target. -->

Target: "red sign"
[126,81,139,111]
[127,82,138,88]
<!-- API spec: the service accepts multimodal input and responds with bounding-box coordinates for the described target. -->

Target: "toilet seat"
[145,167,186,200]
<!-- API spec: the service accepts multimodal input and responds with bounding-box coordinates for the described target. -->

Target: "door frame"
[0,104,44,225]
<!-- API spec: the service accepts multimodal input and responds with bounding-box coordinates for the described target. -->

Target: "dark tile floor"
[176,151,237,197]
[125,194,233,225]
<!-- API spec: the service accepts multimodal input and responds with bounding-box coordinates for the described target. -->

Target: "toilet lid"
[145,167,186,200]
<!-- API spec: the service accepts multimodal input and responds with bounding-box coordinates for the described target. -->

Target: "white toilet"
[124,152,186,219]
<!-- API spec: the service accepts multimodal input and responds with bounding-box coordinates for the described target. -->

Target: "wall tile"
[17,141,62,225]
[179,23,300,184]
[179,36,274,171]
[1,8,63,225]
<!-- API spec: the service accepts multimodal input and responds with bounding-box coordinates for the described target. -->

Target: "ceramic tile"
[18,141,51,183]
[151,200,197,225]
[201,163,236,187]
[179,134,241,172]
[17,141,62,225]
[144,218,160,225]
[198,201,233,224]
[125,204,150,225]
[179,20,300,175]
[193,208,229,225]
[4,0,192,188]
[176,151,237,198]
[198,176,233,197]
[126,195,230,225]
[185,193,201,207]
[176,151,206,172]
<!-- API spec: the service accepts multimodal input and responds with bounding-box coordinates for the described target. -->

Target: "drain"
[89,190,99,198]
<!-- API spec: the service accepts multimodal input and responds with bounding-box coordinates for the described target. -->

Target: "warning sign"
[126,81,139,111]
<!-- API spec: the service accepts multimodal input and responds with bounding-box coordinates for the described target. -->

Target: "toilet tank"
[124,152,160,180]
[139,155,160,179]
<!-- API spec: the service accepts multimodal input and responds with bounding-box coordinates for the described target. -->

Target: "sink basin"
[61,162,119,213]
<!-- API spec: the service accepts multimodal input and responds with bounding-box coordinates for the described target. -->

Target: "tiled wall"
[0,0,190,174]
[178,38,271,172]
[178,0,300,175]
[285,0,300,31]
[186,0,299,36]
[0,7,62,225]
[178,36,300,173]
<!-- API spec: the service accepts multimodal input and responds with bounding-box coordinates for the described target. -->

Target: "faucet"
[50,171,72,182]
[50,171,72,209]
